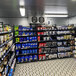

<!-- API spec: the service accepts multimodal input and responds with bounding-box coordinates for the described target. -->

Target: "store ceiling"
[0,0,76,18]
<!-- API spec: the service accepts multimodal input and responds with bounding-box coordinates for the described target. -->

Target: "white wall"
[45,17,68,25]
[68,16,76,25]
[0,18,29,26]
[0,17,68,26]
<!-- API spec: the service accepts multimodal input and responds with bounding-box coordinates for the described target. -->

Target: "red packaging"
[37,32,41,35]
[42,54,46,60]
[39,48,42,54]
[43,43,46,46]
[41,32,44,35]
[37,27,40,30]
[39,55,43,60]
[41,43,44,47]
[38,36,40,41]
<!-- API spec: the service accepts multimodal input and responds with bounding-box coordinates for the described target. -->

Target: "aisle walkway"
[14,58,76,76]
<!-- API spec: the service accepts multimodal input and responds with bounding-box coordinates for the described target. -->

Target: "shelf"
[17,60,38,64]
[15,35,37,37]
[57,39,74,41]
[38,45,75,48]
[0,37,13,48]
[58,45,75,47]
[38,40,56,43]
[37,29,74,32]
[58,50,73,53]
[38,46,57,48]
[38,39,74,43]
[0,44,14,62]
[15,41,37,44]
[16,47,37,50]
[14,30,36,32]
[38,33,75,36]
[0,31,12,35]
[39,52,57,54]
[16,53,38,56]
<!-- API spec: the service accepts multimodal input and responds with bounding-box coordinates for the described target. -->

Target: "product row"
[38,35,74,41]
[57,35,74,40]
[0,24,12,32]
[37,31,74,35]
[15,31,36,36]
[38,41,74,48]
[15,37,37,43]
[16,49,38,55]
[17,55,38,63]
[39,48,57,54]
[57,40,74,46]
[8,58,16,76]
[39,52,72,60]
[0,34,13,44]
[37,25,74,31]
[0,52,15,76]
[16,43,38,49]
[14,26,33,31]
[0,40,13,58]
[38,36,56,41]
[39,42,57,48]
[58,46,74,52]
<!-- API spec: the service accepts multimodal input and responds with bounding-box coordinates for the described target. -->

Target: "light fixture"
[20,7,25,16]
[19,0,25,6]
[44,14,68,17]
[44,6,68,14]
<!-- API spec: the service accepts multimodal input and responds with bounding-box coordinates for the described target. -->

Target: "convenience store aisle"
[14,58,76,76]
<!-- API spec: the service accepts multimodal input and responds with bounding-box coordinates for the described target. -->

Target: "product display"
[14,25,75,63]
[17,55,38,63]
[14,25,38,63]
[37,25,75,60]
[0,24,15,76]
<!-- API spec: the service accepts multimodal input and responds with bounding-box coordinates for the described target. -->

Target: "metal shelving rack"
[0,25,16,76]
[35,24,75,60]
[14,25,38,63]
[14,24,75,63]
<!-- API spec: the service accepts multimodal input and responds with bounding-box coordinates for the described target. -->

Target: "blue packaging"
[27,37,29,41]
[16,44,21,49]
[25,50,27,54]
[35,37,37,41]
[20,38,24,42]
[29,55,33,61]
[22,50,24,54]
[24,37,26,41]
[28,43,30,48]
[25,56,29,62]
[30,37,32,41]
[30,50,32,53]
[17,57,21,63]
[32,49,34,53]
[19,31,22,35]
[29,32,31,35]
[22,44,26,48]
[33,55,38,60]
[25,32,28,36]
[27,50,29,54]
[21,56,25,62]
[34,49,37,53]
[16,50,19,55]
[19,26,23,30]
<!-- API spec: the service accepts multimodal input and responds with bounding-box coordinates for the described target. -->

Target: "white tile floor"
[14,58,76,76]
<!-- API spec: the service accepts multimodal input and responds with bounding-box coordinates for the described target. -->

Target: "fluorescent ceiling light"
[19,0,25,6]
[44,6,68,14]
[20,7,25,16]
[72,0,76,1]
[44,15,68,17]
